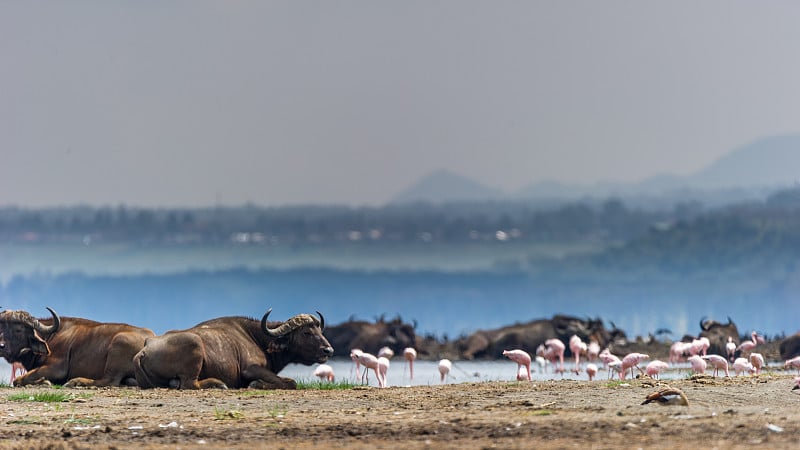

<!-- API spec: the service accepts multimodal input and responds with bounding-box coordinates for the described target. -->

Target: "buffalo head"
[0,307,60,364]
[698,316,739,357]
[261,308,333,365]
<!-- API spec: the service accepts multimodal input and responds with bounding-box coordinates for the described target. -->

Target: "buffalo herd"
[0,307,797,389]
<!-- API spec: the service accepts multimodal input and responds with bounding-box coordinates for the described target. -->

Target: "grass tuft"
[296,379,358,390]
[214,407,244,420]
[7,391,91,403]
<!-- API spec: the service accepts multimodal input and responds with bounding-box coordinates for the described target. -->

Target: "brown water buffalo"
[698,317,740,357]
[324,315,416,358]
[0,307,155,387]
[133,309,333,389]
[779,332,800,359]
[457,315,621,360]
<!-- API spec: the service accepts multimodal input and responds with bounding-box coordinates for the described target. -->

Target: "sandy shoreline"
[0,372,798,449]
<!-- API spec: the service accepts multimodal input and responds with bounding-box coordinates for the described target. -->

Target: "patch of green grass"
[267,403,288,419]
[213,408,244,420]
[296,379,358,390]
[0,382,12,388]
[239,389,277,398]
[7,391,92,403]
[605,380,627,388]
[8,418,45,425]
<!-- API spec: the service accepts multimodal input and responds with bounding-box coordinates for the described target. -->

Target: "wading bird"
[585,363,598,381]
[313,364,335,382]
[620,353,649,380]
[502,349,532,381]
[645,360,669,380]
[438,359,452,383]
[687,355,706,375]
[702,354,730,378]
[403,347,417,380]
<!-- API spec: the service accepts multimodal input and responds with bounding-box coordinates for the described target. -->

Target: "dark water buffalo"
[457,315,620,360]
[133,309,333,389]
[698,317,740,357]
[779,332,800,359]
[324,316,416,358]
[0,307,154,387]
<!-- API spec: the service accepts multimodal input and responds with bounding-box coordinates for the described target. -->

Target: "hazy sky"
[3,1,800,208]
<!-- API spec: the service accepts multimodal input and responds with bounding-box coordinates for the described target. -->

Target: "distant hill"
[392,133,800,205]
[390,169,504,204]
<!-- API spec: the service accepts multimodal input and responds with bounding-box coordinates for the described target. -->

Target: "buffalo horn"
[261,308,279,337]
[699,316,709,331]
[261,309,319,337]
[316,311,325,331]
[33,307,61,335]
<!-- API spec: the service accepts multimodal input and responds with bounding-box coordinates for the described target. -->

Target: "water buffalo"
[779,332,800,360]
[0,307,155,387]
[698,317,740,357]
[324,315,416,358]
[133,309,333,389]
[457,315,620,360]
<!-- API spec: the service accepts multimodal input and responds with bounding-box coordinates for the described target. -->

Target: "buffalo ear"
[29,334,51,356]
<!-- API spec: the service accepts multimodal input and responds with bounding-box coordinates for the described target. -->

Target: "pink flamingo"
[690,337,710,356]
[725,337,737,362]
[645,360,669,379]
[784,356,800,374]
[10,362,26,384]
[669,341,692,363]
[585,363,598,381]
[793,376,800,391]
[376,356,390,388]
[749,353,764,374]
[732,357,754,376]
[403,347,417,380]
[702,354,730,377]
[608,360,624,379]
[438,359,452,383]
[378,346,394,359]
[569,335,586,373]
[313,364,335,382]
[687,355,706,374]
[620,353,649,380]
[544,338,566,373]
[503,349,532,381]
[587,340,600,362]
[736,331,764,355]
[355,352,381,386]
[598,348,622,379]
[350,349,363,378]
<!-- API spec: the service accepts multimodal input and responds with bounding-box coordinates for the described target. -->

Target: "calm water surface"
[2,358,756,387]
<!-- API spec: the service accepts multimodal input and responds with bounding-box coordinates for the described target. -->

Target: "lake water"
[2,358,759,388]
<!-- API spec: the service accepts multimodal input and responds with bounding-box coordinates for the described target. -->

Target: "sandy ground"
[0,372,798,450]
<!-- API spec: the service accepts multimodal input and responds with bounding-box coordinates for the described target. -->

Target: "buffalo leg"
[241,364,297,390]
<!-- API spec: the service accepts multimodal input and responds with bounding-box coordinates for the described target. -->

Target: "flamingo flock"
[307,332,794,389]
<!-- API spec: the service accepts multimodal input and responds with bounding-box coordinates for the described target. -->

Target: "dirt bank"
[1,373,799,449]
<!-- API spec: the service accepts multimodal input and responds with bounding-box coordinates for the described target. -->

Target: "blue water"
[5,358,769,387]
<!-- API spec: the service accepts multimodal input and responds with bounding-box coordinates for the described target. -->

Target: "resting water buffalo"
[133,309,333,389]
[457,315,621,360]
[698,317,740,357]
[324,316,416,358]
[0,307,155,387]
[779,332,800,360]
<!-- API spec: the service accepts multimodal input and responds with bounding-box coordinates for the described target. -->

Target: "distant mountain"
[392,133,800,205]
[686,134,800,188]
[390,169,505,204]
